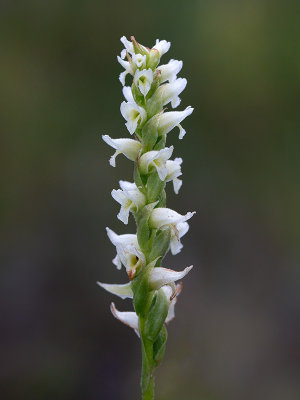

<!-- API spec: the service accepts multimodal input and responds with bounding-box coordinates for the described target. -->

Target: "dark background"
[1,1,299,399]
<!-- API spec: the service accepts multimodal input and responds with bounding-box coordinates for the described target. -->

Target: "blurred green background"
[1,0,299,399]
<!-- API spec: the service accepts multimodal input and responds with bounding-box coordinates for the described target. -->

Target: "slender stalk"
[142,375,155,400]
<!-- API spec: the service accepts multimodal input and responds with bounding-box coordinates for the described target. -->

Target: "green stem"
[142,375,155,400]
[140,318,155,400]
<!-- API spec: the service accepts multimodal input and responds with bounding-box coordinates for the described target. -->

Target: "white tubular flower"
[117,56,134,86]
[97,281,133,299]
[156,78,187,108]
[106,228,145,279]
[158,59,183,83]
[153,39,171,57]
[106,227,138,269]
[132,53,147,69]
[111,181,146,225]
[102,135,142,167]
[110,302,140,336]
[150,208,195,254]
[134,69,153,96]
[139,146,174,181]
[120,101,147,135]
[157,106,194,139]
[149,265,193,290]
[120,36,134,58]
[149,207,195,231]
[165,158,183,194]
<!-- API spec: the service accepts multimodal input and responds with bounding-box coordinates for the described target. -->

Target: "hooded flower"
[134,68,154,96]
[149,265,193,290]
[154,78,187,108]
[120,101,147,135]
[139,146,174,181]
[153,39,171,57]
[165,158,183,194]
[111,181,146,224]
[102,135,142,167]
[157,106,194,139]
[149,208,195,255]
[158,59,183,83]
[106,227,145,279]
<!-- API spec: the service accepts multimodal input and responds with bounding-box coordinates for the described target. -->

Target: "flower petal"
[97,282,133,299]
[149,266,193,290]
[110,302,139,336]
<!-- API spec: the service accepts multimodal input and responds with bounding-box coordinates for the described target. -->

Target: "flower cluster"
[99,36,194,399]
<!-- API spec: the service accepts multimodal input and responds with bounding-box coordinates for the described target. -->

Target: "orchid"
[111,180,146,224]
[100,36,194,399]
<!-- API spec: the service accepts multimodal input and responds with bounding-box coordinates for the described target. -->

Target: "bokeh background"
[1,1,299,399]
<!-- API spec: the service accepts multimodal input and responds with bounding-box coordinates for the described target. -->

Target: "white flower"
[134,69,153,96]
[111,181,146,224]
[102,135,142,167]
[120,36,134,59]
[149,208,195,254]
[157,106,194,139]
[132,53,147,69]
[117,56,134,86]
[170,221,190,255]
[120,101,147,135]
[155,78,187,108]
[106,227,145,279]
[153,39,171,57]
[165,158,183,194]
[110,302,140,336]
[149,265,193,290]
[139,146,174,181]
[150,207,195,230]
[97,281,133,299]
[158,59,183,83]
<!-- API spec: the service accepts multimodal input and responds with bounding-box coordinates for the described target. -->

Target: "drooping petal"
[110,303,139,336]
[170,221,190,255]
[165,158,183,194]
[122,86,134,102]
[149,265,193,289]
[97,282,133,299]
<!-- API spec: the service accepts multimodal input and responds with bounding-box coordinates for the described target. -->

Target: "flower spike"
[100,36,195,399]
